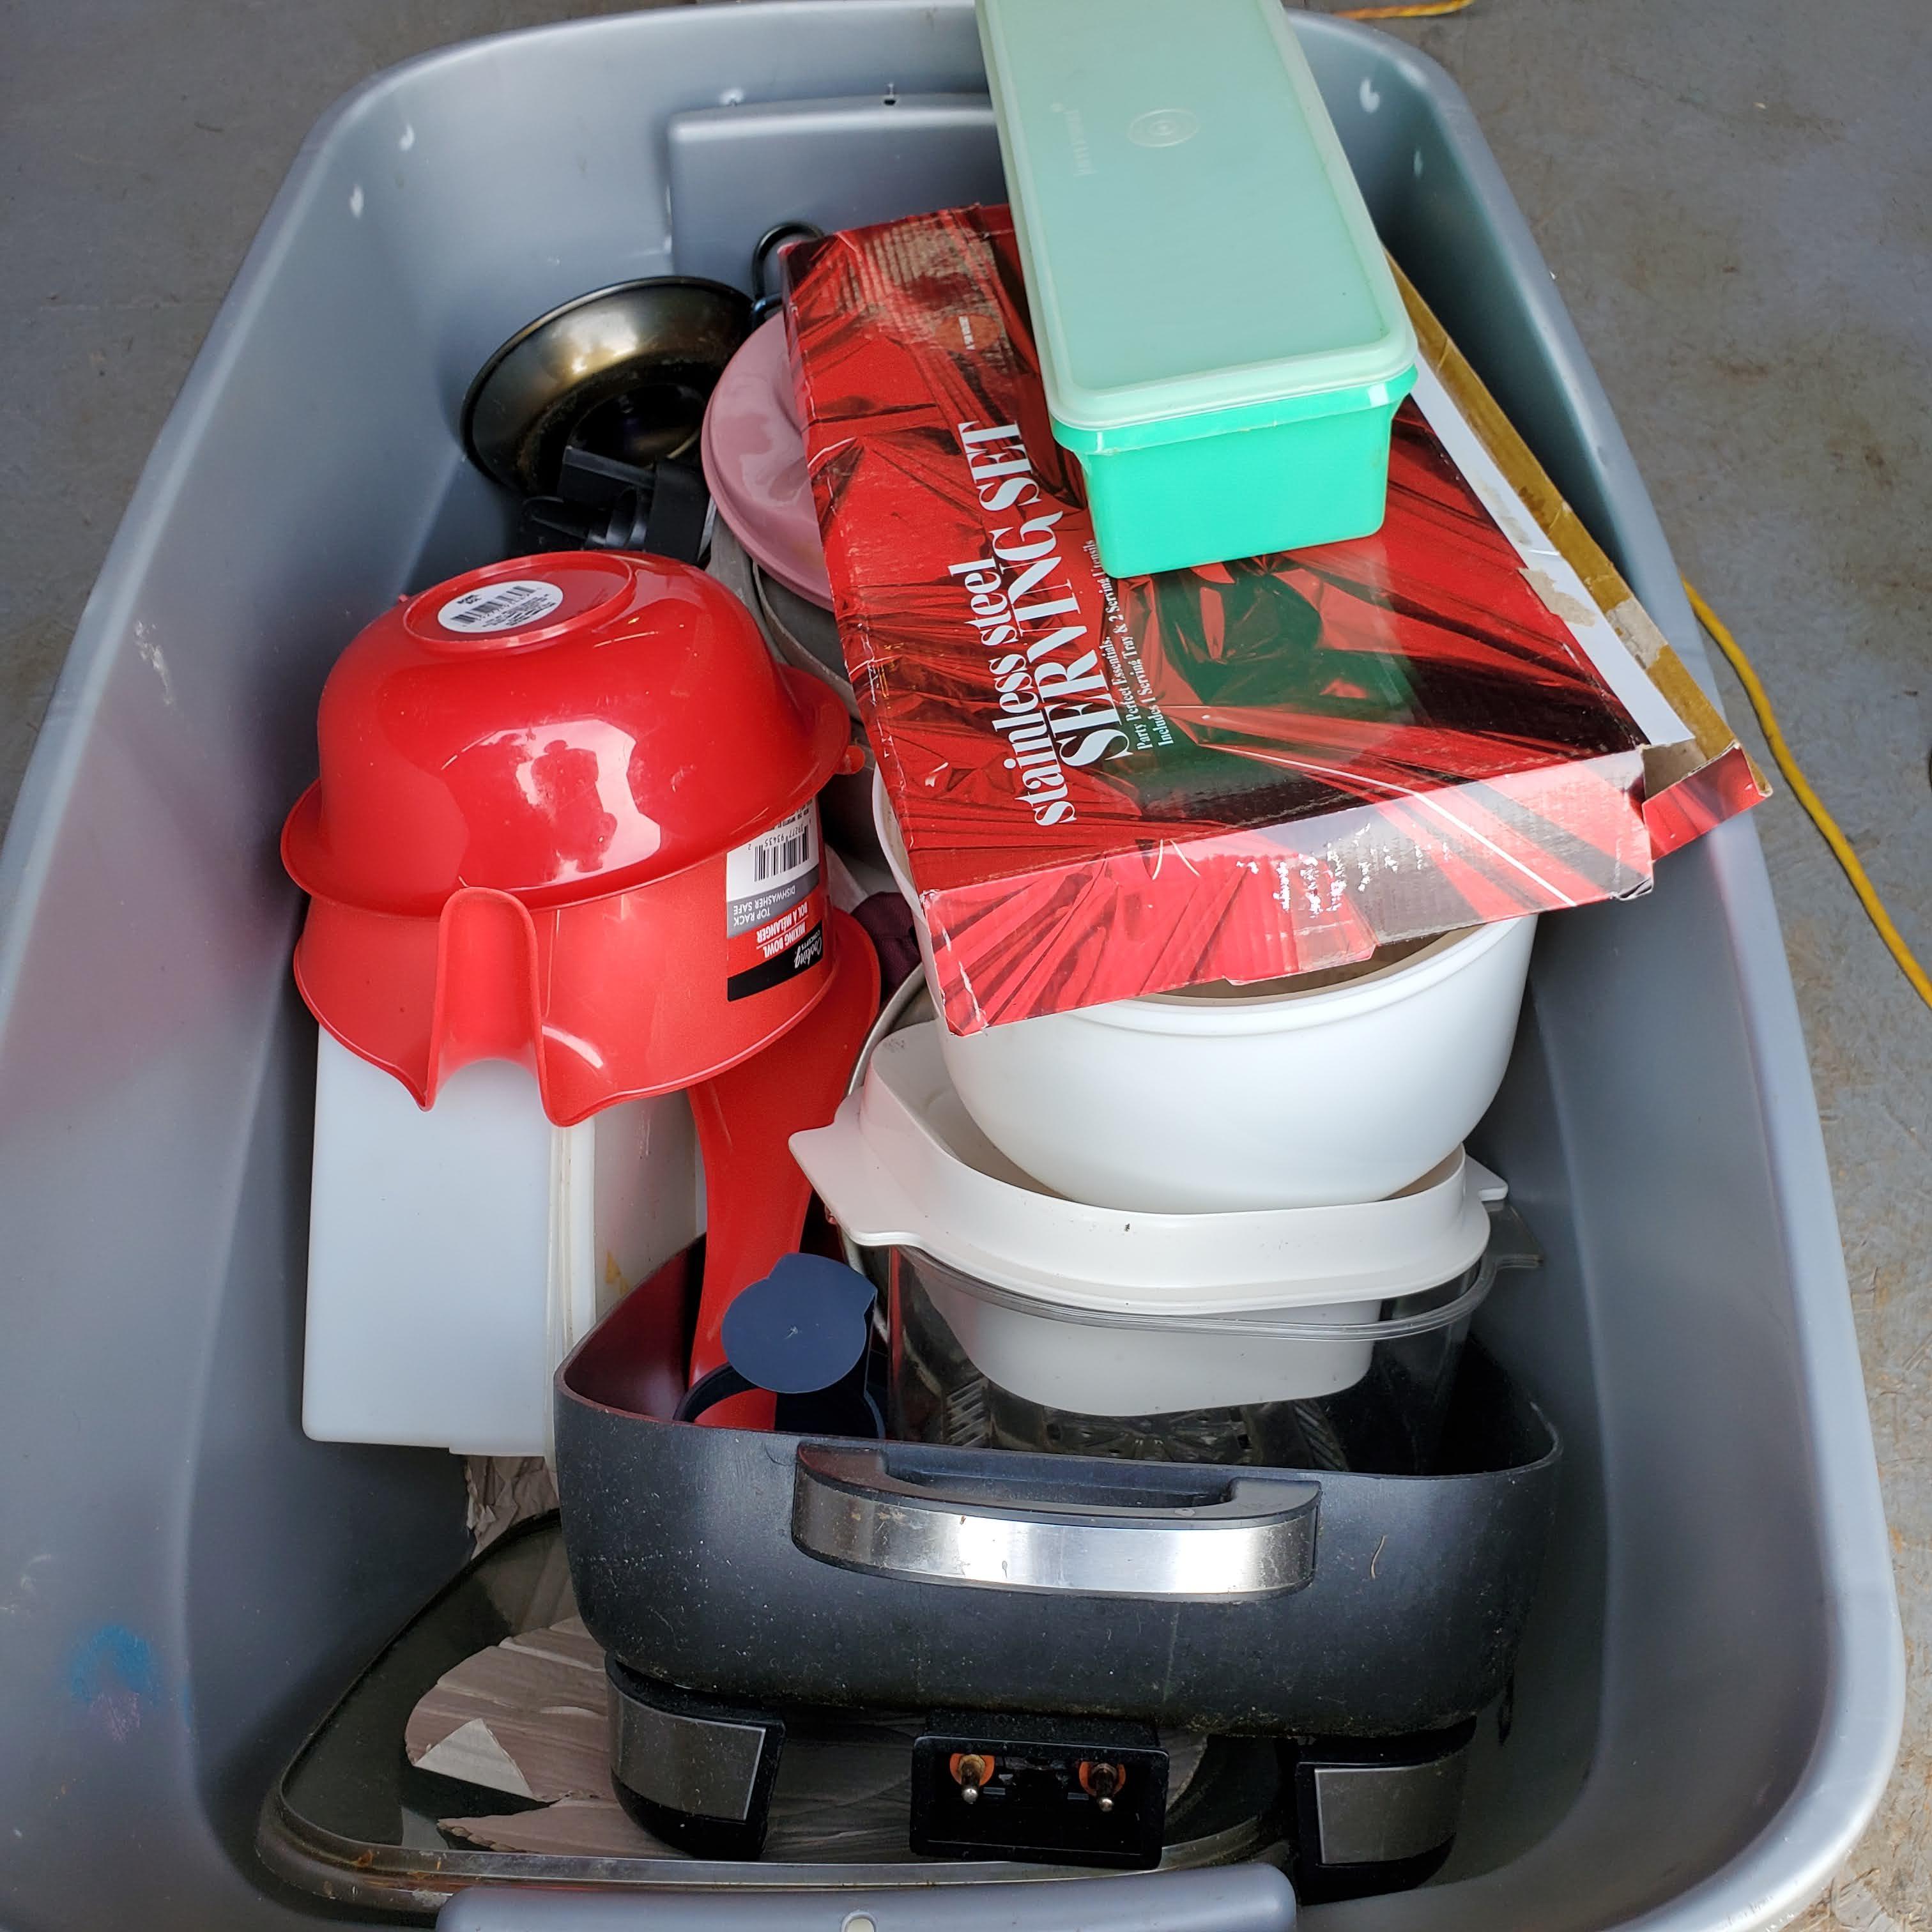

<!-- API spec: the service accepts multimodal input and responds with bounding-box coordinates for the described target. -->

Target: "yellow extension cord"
[1322,0,1932,1014]
[1337,1,1476,17]
[1682,582,1932,1013]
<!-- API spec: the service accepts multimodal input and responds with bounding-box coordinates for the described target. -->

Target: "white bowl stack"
[792,1023,1510,1416]
[811,778,1540,1422]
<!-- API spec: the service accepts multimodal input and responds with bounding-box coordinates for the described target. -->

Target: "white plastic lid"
[790,1023,1504,1318]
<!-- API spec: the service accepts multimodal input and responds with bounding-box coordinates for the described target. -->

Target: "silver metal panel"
[610,1682,770,1823]
[1311,1750,1471,1867]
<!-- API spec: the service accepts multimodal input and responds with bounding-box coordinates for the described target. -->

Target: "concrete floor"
[2,0,1927,1920]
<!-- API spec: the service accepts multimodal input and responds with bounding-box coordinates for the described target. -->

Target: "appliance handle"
[437,1867,1300,1930]
[789,1443,1318,1598]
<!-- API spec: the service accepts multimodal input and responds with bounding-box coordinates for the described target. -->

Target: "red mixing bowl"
[283,552,855,1122]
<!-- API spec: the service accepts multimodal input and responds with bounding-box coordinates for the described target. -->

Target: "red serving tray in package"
[783,205,1721,1035]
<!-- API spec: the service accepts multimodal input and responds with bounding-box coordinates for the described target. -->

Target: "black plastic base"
[611,1771,774,1862]
[604,1658,1474,1894]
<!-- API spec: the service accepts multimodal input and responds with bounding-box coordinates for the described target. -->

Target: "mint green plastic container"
[977,0,1418,577]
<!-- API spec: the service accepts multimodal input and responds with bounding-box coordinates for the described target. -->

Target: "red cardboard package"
[784,205,1765,1034]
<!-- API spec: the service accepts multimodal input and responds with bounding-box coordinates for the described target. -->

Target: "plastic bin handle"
[789,1443,1318,1597]
[437,1867,1297,1930]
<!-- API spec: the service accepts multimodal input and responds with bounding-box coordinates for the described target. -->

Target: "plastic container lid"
[790,1023,1503,1317]
[977,0,1416,448]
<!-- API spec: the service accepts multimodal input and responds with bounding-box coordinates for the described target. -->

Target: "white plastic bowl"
[791,1022,1508,1414]
[875,776,1537,1212]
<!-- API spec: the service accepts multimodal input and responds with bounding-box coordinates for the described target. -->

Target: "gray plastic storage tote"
[0,4,1901,1929]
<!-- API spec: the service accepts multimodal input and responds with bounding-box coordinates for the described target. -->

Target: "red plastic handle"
[686,910,880,1388]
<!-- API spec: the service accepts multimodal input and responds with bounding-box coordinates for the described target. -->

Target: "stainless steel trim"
[608,1680,771,1822]
[791,1445,1317,1597]
[1308,1748,1471,1866]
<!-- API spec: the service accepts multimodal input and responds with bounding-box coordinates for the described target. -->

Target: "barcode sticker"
[724,804,827,1002]
[436,578,565,635]
[725,806,819,901]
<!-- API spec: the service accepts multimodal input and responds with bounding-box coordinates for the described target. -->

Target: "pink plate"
[701,317,834,610]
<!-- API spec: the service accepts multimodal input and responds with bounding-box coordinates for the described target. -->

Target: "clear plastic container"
[883,1241,1498,1476]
